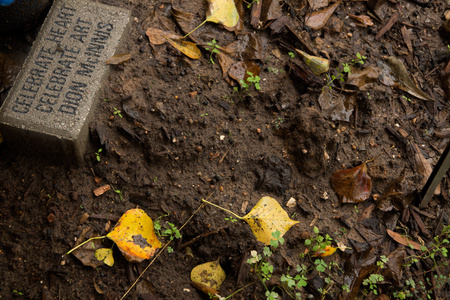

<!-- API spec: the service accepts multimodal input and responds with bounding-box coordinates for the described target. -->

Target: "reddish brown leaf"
[386,229,426,251]
[330,163,372,204]
[305,0,342,30]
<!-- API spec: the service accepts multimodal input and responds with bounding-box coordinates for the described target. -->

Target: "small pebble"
[256,128,261,134]
[229,138,235,144]
[196,145,202,152]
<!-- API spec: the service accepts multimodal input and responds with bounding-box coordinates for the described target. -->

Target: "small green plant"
[270,230,284,248]
[377,255,389,269]
[288,51,295,58]
[352,52,367,65]
[225,216,238,223]
[201,113,209,117]
[12,290,23,296]
[153,177,158,182]
[240,71,261,91]
[342,283,350,293]
[95,148,102,162]
[354,205,359,213]
[402,95,412,102]
[362,273,384,295]
[267,67,284,74]
[274,117,284,129]
[246,0,259,8]
[304,226,334,260]
[113,188,124,201]
[104,98,110,102]
[155,217,182,253]
[113,107,123,118]
[205,39,221,64]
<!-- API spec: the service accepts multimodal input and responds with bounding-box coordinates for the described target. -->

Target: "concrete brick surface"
[0,0,130,161]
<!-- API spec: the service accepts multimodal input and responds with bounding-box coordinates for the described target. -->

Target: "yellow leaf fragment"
[206,0,239,28]
[191,259,226,293]
[165,37,201,60]
[243,196,299,245]
[95,248,114,267]
[106,208,161,263]
[295,49,329,75]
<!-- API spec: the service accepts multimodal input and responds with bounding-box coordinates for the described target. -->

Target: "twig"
[219,144,233,164]
[120,192,215,300]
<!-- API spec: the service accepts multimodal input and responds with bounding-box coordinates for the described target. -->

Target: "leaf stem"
[184,20,207,38]
[202,199,243,220]
[66,236,106,255]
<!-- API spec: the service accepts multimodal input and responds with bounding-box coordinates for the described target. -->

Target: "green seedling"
[402,95,412,102]
[362,273,384,295]
[113,107,123,118]
[246,71,261,90]
[377,255,389,269]
[352,52,367,65]
[304,226,334,262]
[12,290,23,296]
[323,52,366,91]
[104,98,110,102]
[225,216,238,223]
[246,0,259,8]
[95,148,102,162]
[205,39,221,64]
[113,188,124,201]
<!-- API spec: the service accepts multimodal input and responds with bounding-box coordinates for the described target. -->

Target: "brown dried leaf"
[331,162,372,204]
[305,0,342,30]
[307,0,331,10]
[105,53,131,65]
[146,27,181,45]
[377,169,414,211]
[228,61,260,88]
[410,141,440,195]
[347,66,380,90]
[318,89,356,122]
[386,229,426,250]
[348,14,373,27]
[384,56,435,101]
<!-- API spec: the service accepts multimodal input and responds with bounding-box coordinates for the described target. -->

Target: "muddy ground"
[0,0,449,299]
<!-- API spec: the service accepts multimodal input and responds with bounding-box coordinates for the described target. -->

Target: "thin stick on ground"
[202,199,243,220]
[120,192,215,300]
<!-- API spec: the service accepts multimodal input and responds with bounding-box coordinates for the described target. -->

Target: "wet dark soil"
[0,0,449,299]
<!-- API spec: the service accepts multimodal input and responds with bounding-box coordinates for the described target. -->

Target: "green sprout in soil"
[352,52,367,65]
[205,39,221,64]
[153,213,182,253]
[246,0,259,8]
[362,273,384,295]
[225,216,238,223]
[288,51,295,59]
[113,107,123,118]
[12,290,23,296]
[113,188,124,201]
[95,148,102,162]
[402,95,412,102]
[323,52,366,91]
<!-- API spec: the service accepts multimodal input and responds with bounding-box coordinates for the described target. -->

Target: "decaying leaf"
[95,248,114,267]
[243,196,299,245]
[71,231,105,268]
[410,141,440,195]
[146,27,181,45]
[228,61,261,88]
[307,0,331,10]
[107,208,161,263]
[346,66,380,90]
[383,56,435,101]
[191,259,226,296]
[380,248,406,285]
[318,89,356,122]
[348,14,373,27]
[376,169,414,211]
[331,162,372,204]
[386,229,426,251]
[185,0,239,37]
[164,37,201,60]
[305,0,342,30]
[295,49,329,75]
[105,53,131,65]
[343,247,377,300]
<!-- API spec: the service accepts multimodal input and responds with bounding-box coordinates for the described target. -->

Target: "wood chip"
[376,12,399,40]
[401,26,413,53]
[410,209,431,237]
[93,184,111,197]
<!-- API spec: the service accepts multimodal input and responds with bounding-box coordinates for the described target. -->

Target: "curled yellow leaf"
[165,37,201,60]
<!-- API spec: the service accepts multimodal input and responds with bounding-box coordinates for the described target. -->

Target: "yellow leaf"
[191,259,226,293]
[106,209,161,263]
[184,0,239,37]
[95,248,114,267]
[243,196,299,245]
[295,49,329,75]
[165,37,201,60]
[205,0,239,28]
[312,246,337,257]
